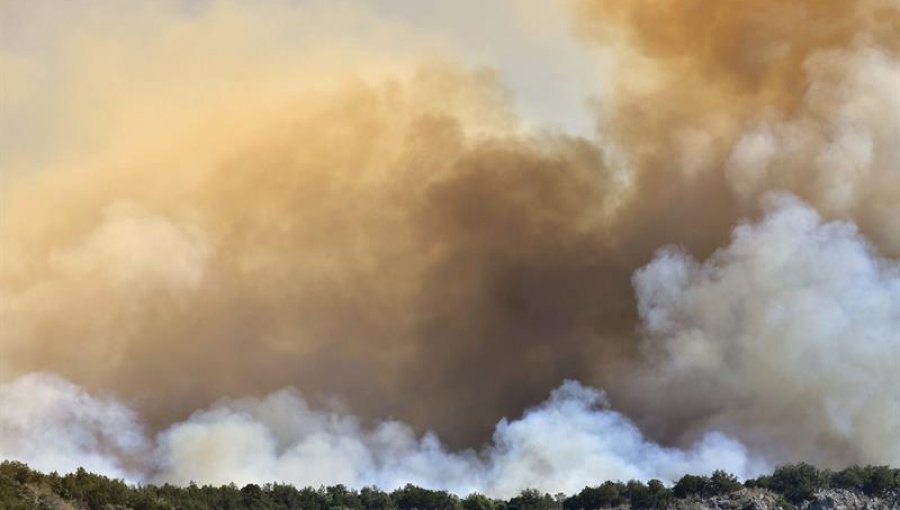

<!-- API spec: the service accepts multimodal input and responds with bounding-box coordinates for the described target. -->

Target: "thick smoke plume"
[1,0,633,447]
[574,0,900,253]
[0,374,763,497]
[633,195,900,467]
[0,0,898,492]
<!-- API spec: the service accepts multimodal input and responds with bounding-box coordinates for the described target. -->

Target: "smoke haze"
[0,0,897,493]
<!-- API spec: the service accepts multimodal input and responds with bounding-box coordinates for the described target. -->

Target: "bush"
[0,462,36,485]
[392,484,460,510]
[463,493,497,510]
[708,470,742,496]
[860,466,899,496]
[563,481,626,510]
[362,486,398,510]
[507,489,557,510]
[645,479,674,509]
[768,463,827,503]
[618,480,672,509]
[673,474,707,498]
[831,466,865,491]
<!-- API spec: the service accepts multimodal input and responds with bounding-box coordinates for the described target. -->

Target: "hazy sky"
[366,0,609,134]
[0,0,605,173]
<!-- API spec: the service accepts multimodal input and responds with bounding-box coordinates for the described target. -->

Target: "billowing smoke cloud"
[0,373,148,479]
[0,0,632,447]
[725,46,900,252]
[633,195,900,467]
[0,0,898,492]
[574,0,900,253]
[0,374,764,497]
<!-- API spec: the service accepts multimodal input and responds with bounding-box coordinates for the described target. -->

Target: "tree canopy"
[1,460,898,510]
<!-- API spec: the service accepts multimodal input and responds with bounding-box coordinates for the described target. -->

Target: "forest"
[1,461,898,510]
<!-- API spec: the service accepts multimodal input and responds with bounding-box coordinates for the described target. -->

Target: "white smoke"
[0,373,147,480]
[0,374,764,497]
[634,194,900,467]
[477,382,763,497]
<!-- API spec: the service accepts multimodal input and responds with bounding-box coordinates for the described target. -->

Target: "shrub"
[768,463,827,503]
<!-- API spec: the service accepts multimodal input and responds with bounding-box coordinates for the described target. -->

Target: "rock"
[802,490,900,510]
[665,488,900,510]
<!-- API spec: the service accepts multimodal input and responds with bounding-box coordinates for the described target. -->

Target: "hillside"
[2,461,898,510]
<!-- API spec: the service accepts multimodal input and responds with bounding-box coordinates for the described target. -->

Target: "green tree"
[673,474,708,498]
[861,466,899,496]
[708,470,742,496]
[361,486,397,510]
[564,481,627,510]
[768,463,827,503]
[645,480,673,509]
[831,466,865,491]
[463,493,497,510]
[391,484,460,510]
[508,489,557,510]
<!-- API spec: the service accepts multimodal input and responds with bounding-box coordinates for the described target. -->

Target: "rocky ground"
[672,488,900,510]
[12,489,900,510]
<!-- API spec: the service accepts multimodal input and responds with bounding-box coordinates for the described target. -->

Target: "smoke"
[0,0,898,492]
[0,374,764,497]
[633,195,900,467]
[725,46,900,252]
[157,379,765,496]
[573,0,900,253]
[0,0,632,447]
[0,373,148,479]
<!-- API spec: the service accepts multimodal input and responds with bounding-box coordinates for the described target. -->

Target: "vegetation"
[1,460,898,510]
[746,463,900,503]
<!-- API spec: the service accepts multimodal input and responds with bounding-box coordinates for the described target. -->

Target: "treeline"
[1,460,898,510]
